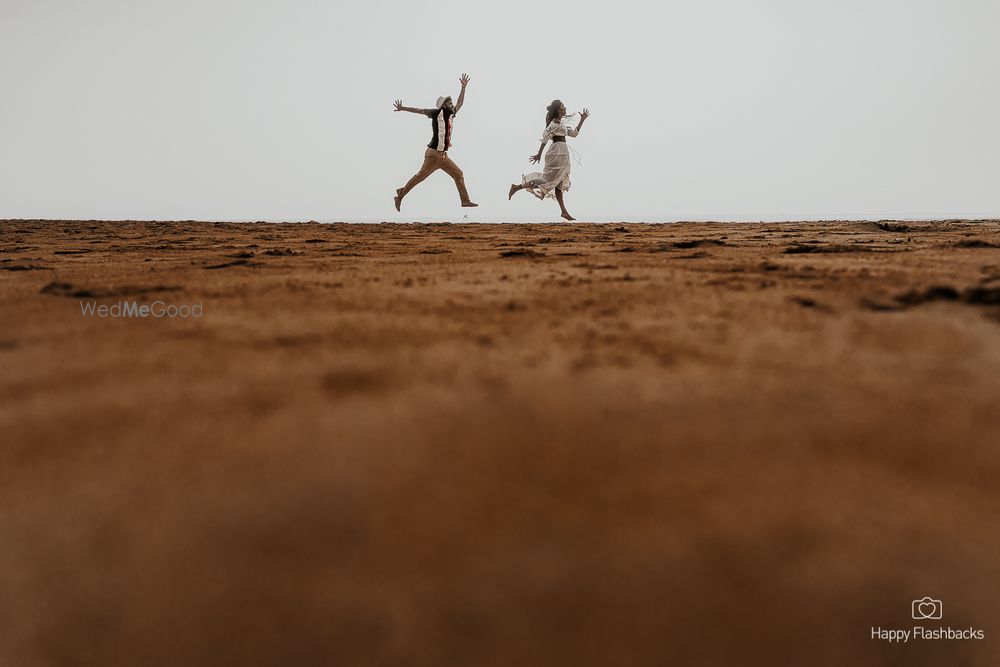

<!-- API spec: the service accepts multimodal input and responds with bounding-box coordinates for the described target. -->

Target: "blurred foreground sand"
[2,219,999,665]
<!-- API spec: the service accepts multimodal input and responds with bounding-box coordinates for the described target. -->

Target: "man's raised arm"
[453,73,470,114]
[394,100,429,115]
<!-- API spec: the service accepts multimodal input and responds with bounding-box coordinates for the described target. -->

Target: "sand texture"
[2,219,1000,665]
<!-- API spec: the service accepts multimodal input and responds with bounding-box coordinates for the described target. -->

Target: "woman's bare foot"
[508,184,519,200]
[462,201,479,207]
[554,189,573,221]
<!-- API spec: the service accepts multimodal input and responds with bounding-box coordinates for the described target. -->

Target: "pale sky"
[1,0,998,222]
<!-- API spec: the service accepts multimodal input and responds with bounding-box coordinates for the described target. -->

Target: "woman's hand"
[394,99,404,112]
[459,73,470,88]
[529,154,541,164]
[580,108,590,121]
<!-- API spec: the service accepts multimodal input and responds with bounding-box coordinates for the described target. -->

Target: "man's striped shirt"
[424,107,454,152]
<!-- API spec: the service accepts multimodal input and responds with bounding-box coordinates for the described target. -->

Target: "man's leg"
[439,154,477,207]
[396,148,440,210]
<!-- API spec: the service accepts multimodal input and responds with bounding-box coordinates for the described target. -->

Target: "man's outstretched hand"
[459,73,470,88]
[393,99,404,112]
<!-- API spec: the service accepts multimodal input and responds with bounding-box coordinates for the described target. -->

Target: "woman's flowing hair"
[545,99,563,127]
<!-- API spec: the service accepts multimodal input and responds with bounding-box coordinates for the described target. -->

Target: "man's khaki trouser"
[398,148,471,203]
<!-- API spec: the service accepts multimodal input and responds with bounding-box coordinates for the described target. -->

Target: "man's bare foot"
[508,184,519,200]
[394,195,402,212]
[462,201,479,207]
[561,212,575,221]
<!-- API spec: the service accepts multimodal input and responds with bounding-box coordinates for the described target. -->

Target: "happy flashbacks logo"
[871,597,984,643]
[911,597,943,621]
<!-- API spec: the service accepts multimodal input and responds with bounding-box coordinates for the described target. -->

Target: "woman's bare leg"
[555,189,574,221]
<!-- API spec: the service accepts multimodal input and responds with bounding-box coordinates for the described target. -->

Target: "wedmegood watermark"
[871,597,985,643]
[79,300,204,319]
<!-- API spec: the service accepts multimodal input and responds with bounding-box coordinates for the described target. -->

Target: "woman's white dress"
[522,120,579,200]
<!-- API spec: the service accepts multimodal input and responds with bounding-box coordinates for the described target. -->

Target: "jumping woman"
[509,100,589,220]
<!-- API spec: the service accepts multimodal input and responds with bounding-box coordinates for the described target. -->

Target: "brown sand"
[2,219,999,665]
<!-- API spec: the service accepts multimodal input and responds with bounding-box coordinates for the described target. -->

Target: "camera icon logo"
[911,597,943,620]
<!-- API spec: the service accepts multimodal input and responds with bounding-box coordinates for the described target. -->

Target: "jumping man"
[393,73,478,211]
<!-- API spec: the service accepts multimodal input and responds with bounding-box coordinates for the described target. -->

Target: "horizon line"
[3,216,999,225]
